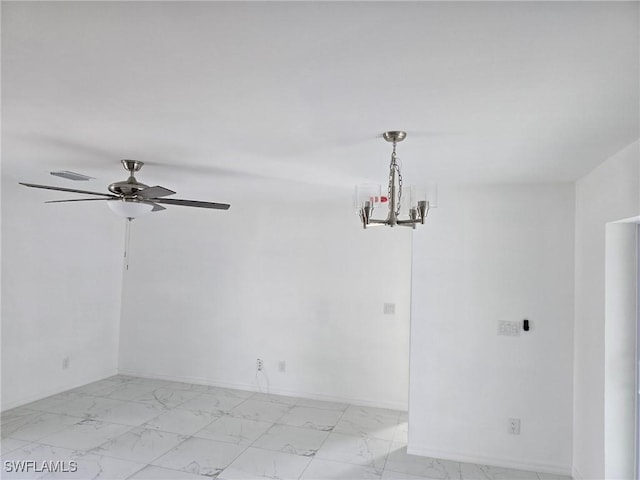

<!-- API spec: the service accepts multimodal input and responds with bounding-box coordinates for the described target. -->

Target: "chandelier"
[356,131,435,229]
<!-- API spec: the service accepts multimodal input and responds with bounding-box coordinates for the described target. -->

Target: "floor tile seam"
[141,422,227,437]
[38,392,172,412]
[3,420,85,445]
[52,414,156,430]
[379,419,403,474]
[225,403,295,424]
[189,431,256,448]
[124,464,211,480]
[79,445,147,465]
[272,419,337,433]
[331,425,398,442]
[189,393,255,411]
[80,438,184,468]
[179,404,234,417]
[4,439,85,457]
[242,416,283,453]
[217,443,314,480]
[141,432,198,468]
[24,408,102,420]
[239,435,325,459]
[1,408,43,420]
[0,439,42,458]
[283,404,348,415]
[110,396,191,410]
[295,403,351,479]
[160,432,258,478]
[16,410,104,423]
[1,411,49,427]
[186,412,238,440]
[301,454,387,472]
[313,431,395,475]
[225,412,267,423]
[267,399,347,411]
[32,423,138,453]
[162,405,228,416]
[130,422,220,438]
[119,380,353,412]
[312,449,383,472]
[121,461,151,480]
[272,403,296,424]
[225,391,260,413]
[340,413,404,427]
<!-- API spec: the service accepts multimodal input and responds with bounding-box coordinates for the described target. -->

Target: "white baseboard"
[571,465,583,480]
[406,444,572,477]
[1,368,118,412]
[117,368,408,412]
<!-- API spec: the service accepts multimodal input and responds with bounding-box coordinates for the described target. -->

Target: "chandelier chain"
[388,145,403,216]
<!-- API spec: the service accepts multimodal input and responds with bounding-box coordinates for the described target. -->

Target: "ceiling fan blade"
[149,202,166,212]
[19,182,114,197]
[44,197,115,203]
[137,185,176,199]
[153,198,230,210]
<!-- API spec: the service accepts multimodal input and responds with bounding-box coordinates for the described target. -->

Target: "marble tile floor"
[0,375,572,480]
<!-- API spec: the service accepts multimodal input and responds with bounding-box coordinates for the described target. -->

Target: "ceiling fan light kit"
[356,131,437,229]
[20,159,230,220]
[107,198,155,219]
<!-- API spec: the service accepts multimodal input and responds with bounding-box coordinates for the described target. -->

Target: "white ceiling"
[2,1,639,204]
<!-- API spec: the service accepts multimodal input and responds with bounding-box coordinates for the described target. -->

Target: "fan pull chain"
[124,219,132,270]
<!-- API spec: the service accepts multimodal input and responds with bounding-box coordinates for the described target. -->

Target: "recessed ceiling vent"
[50,170,94,181]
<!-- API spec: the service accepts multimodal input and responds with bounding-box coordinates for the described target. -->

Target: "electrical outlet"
[256,358,263,371]
[508,418,521,434]
[62,357,69,369]
[278,360,286,372]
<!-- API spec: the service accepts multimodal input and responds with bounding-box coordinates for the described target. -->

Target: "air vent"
[50,171,94,181]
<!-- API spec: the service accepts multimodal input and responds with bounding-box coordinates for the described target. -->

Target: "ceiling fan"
[20,159,231,219]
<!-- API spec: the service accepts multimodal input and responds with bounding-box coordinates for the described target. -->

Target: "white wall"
[1,180,125,410]
[408,183,575,475]
[574,140,640,480]
[604,223,638,480]
[118,197,413,410]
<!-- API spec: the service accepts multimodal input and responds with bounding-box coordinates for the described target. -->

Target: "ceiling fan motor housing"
[108,159,148,197]
[108,179,149,197]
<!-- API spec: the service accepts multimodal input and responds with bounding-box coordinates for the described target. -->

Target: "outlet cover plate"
[508,418,521,434]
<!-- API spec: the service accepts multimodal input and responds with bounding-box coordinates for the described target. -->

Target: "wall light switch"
[384,303,395,315]
[498,321,521,336]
